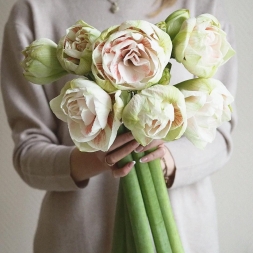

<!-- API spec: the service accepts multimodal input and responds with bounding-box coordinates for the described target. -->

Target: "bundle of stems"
[111,128,184,253]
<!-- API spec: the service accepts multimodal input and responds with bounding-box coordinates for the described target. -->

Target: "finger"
[139,144,166,163]
[112,161,136,178]
[135,139,165,153]
[104,156,115,167]
[108,131,135,152]
[105,139,140,165]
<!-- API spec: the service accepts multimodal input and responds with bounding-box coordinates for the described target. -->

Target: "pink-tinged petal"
[118,62,145,83]
[107,112,114,130]
[91,129,107,148]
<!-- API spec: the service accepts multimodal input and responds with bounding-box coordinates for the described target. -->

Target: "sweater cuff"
[21,145,89,192]
[52,146,89,191]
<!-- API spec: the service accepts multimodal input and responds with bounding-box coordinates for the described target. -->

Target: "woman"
[1,0,237,252]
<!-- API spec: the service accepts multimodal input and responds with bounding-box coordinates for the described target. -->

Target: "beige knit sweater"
[1,0,237,252]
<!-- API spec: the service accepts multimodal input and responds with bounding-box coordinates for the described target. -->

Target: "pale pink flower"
[50,78,123,152]
[92,20,172,92]
[173,14,235,78]
[175,78,234,148]
[122,85,187,146]
[57,20,100,75]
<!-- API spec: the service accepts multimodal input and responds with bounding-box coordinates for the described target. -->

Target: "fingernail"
[129,161,136,167]
[140,157,148,163]
[135,146,144,153]
[113,161,136,178]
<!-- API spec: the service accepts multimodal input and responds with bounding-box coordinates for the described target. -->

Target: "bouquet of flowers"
[21,9,235,253]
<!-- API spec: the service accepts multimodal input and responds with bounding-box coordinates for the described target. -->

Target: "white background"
[0,0,253,252]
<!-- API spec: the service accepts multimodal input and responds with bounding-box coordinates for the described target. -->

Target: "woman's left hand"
[112,139,176,179]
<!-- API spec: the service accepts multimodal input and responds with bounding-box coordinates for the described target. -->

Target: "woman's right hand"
[70,131,139,183]
[98,131,140,178]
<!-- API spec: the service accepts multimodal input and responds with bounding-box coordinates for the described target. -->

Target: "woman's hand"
[105,138,175,179]
[96,131,140,178]
[134,140,176,187]
[70,131,139,182]
[135,140,175,176]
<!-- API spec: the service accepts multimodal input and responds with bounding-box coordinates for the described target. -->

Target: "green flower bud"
[165,9,190,41]
[21,38,67,84]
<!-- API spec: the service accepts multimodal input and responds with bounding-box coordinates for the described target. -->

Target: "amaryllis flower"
[175,78,234,148]
[92,20,172,92]
[57,20,100,75]
[172,14,235,78]
[49,78,123,152]
[21,38,67,84]
[122,85,187,146]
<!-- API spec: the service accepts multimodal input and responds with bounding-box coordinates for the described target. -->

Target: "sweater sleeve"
[1,5,88,192]
[167,2,238,189]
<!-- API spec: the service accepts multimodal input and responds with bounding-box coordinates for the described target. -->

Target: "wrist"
[70,148,107,183]
[162,147,176,188]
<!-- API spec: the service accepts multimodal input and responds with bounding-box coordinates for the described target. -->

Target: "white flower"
[50,78,123,152]
[122,85,187,146]
[173,14,235,78]
[175,78,234,148]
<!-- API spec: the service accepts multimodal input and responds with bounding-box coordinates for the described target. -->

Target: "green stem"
[124,194,137,253]
[111,181,126,253]
[132,151,172,253]
[146,150,184,253]
[119,154,154,253]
